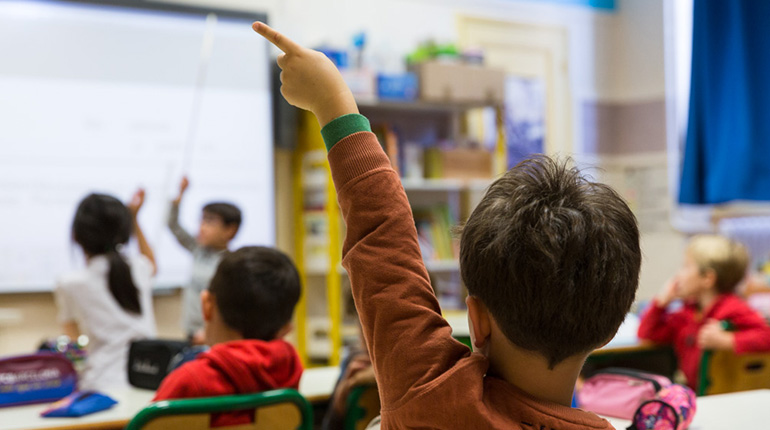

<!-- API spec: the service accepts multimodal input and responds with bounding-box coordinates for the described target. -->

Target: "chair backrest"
[344,384,380,430]
[126,389,313,430]
[698,350,770,396]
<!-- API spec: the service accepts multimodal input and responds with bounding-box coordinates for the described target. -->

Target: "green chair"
[344,384,380,430]
[126,389,313,430]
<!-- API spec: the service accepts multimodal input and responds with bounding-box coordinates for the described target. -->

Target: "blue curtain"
[679,0,770,204]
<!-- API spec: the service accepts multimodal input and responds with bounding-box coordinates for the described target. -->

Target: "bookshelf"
[293,99,504,366]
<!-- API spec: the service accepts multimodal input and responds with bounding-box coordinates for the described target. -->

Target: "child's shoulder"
[56,268,92,291]
[713,294,758,317]
[155,356,215,400]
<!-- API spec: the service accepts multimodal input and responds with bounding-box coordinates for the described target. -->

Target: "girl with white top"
[56,190,157,393]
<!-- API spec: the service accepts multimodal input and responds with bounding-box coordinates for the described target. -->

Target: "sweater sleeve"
[167,202,197,252]
[727,303,770,354]
[637,300,679,344]
[323,114,471,411]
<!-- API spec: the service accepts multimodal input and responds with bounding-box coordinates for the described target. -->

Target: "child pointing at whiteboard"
[167,176,242,344]
[56,190,157,393]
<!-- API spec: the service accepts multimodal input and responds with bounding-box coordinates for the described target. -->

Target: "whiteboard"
[0,1,273,292]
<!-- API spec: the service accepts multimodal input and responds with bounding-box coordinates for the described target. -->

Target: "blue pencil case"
[40,391,117,418]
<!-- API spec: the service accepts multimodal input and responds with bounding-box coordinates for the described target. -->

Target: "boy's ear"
[466,296,491,351]
[275,322,293,340]
[224,224,238,241]
[201,290,214,322]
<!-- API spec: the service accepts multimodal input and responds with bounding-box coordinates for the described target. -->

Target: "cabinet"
[293,100,505,365]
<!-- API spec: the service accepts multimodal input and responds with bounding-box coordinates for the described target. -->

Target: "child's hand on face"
[657,277,680,307]
[252,22,359,127]
[697,319,735,351]
[128,189,146,218]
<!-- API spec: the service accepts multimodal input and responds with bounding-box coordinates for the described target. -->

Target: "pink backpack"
[628,385,696,430]
[578,368,672,419]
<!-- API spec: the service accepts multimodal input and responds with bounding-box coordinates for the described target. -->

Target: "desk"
[445,312,643,351]
[602,389,770,429]
[0,366,341,430]
[0,388,155,430]
[444,312,469,338]
[299,366,340,403]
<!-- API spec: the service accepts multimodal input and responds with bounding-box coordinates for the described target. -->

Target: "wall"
[0,292,182,355]
[0,0,681,355]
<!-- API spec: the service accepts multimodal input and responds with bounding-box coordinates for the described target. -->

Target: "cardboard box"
[413,61,505,104]
[425,148,493,180]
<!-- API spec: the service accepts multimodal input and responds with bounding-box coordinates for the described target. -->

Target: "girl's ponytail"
[73,194,142,315]
[106,248,142,314]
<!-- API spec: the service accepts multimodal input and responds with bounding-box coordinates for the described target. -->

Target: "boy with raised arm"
[168,177,242,343]
[254,22,640,429]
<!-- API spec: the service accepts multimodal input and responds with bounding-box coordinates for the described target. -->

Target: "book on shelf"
[372,123,400,175]
[413,204,458,262]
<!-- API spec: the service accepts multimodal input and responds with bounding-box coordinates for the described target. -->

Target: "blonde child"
[638,235,770,390]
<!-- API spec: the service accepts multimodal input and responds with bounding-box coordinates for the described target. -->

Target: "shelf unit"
[293,99,505,366]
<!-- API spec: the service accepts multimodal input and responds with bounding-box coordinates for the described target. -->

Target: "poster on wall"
[504,76,546,167]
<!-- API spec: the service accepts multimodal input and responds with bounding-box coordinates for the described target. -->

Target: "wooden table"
[0,366,341,430]
[603,389,770,429]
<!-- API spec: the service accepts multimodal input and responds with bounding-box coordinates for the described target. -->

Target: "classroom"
[1,0,769,428]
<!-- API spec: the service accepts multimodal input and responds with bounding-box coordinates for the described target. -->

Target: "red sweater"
[321,114,614,429]
[154,339,302,427]
[638,294,770,390]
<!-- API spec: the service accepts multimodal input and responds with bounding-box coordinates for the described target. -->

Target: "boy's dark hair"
[459,156,641,368]
[203,202,242,229]
[209,246,301,341]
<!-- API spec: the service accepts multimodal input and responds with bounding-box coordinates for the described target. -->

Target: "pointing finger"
[252,21,302,54]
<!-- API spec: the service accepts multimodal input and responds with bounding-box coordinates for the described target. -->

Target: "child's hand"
[697,319,735,350]
[656,277,680,307]
[174,176,189,205]
[128,189,145,218]
[331,353,374,416]
[252,22,359,127]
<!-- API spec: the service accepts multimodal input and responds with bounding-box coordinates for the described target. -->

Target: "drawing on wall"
[504,76,546,167]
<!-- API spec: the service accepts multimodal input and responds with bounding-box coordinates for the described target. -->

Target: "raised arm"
[128,188,157,275]
[253,22,469,409]
[167,177,197,252]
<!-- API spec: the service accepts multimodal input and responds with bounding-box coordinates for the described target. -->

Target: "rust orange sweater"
[322,114,615,429]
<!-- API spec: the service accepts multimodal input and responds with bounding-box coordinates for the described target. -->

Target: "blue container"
[317,48,349,69]
[377,73,418,101]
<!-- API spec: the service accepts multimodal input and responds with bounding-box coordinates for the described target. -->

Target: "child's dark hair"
[203,202,242,230]
[208,246,301,340]
[460,156,641,368]
[72,193,142,314]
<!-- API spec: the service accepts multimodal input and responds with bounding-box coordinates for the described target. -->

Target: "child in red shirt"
[154,247,303,426]
[638,235,770,390]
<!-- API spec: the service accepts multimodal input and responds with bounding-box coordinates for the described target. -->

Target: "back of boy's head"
[208,246,301,341]
[687,235,749,294]
[203,202,242,231]
[460,156,641,368]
